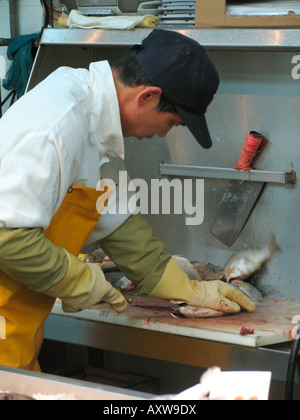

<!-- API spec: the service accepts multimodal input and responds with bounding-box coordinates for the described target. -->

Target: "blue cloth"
[2,32,40,98]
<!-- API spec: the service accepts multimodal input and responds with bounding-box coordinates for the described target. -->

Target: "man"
[0,29,255,371]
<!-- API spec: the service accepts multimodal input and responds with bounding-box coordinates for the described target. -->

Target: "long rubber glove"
[149,258,256,314]
[45,252,127,313]
[0,227,127,313]
[99,213,172,295]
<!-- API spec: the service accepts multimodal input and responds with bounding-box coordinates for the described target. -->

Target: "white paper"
[227,0,300,17]
[174,368,272,401]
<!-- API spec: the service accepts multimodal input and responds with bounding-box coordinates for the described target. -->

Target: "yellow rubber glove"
[0,227,127,314]
[149,258,256,314]
[46,252,128,313]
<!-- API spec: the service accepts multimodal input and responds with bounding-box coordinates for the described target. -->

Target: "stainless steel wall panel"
[124,48,300,300]
[27,29,300,300]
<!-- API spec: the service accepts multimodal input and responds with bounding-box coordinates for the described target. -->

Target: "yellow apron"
[0,185,104,372]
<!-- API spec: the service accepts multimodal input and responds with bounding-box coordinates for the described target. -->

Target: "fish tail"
[268,234,281,256]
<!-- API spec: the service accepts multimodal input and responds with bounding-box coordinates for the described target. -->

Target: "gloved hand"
[0,228,127,314]
[46,252,128,313]
[149,258,256,314]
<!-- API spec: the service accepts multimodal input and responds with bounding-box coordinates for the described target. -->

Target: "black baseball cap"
[134,29,220,149]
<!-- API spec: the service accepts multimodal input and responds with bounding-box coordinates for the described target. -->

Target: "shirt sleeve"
[0,66,89,230]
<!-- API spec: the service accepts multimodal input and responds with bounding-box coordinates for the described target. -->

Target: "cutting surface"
[51,298,300,348]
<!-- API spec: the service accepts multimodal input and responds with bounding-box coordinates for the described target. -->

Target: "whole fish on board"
[170,302,224,319]
[224,234,281,283]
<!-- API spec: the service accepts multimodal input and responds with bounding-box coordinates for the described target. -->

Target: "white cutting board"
[51,298,300,348]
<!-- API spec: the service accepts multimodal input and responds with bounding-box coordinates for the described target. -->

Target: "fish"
[79,248,106,263]
[224,234,281,283]
[230,280,263,304]
[173,256,202,280]
[79,249,119,272]
[173,256,224,281]
[191,261,224,282]
[114,276,135,292]
[170,302,225,319]
[124,294,226,319]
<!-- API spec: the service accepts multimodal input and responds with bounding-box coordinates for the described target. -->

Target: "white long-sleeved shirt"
[0,60,132,243]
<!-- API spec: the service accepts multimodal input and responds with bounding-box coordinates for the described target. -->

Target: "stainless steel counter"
[44,300,300,385]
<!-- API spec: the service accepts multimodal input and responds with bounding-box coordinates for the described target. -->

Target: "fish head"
[224,263,242,282]
[224,263,250,282]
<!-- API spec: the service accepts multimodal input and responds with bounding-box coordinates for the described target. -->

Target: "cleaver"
[210,133,268,248]
[210,179,264,248]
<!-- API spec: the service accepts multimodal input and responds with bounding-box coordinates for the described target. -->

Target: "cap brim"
[177,107,213,149]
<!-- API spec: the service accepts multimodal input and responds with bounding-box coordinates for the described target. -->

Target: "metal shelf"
[160,163,297,184]
[40,28,300,50]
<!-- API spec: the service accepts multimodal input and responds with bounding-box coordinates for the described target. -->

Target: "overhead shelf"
[40,28,300,50]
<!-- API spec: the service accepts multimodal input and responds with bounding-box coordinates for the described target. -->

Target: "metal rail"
[40,28,300,50]
[159,164,297,184]
[8,0,20,39]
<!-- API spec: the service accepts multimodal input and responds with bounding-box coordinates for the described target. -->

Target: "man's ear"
[137,86,162,107]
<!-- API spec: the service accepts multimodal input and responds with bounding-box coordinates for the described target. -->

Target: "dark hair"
[112,52,178,114]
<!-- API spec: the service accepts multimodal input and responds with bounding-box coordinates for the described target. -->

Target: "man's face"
[119,85,184,140]
[125,109,183,140]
